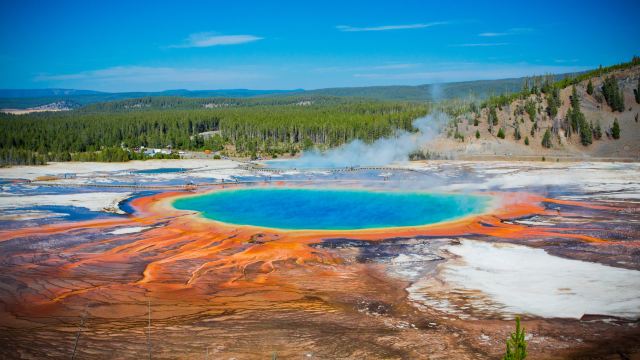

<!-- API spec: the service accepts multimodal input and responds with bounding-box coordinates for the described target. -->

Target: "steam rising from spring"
[273,111,448,168]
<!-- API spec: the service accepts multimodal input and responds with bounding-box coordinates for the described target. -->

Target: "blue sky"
[1,0,638,91]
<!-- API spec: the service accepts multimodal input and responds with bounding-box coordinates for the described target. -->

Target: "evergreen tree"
[546,87,560,118]
[635,79,640,104]
[568,108,577,133]
[541,129,552,148]
[611,118,620,139]
[497,128,505,139]
[586,79,594,95]
[579,118,593,146]
[475,130,480,139]
[489,107,499,126]
[593,120,602,140]
[602,76,625,112]
[563,115,572,138]
[503,317,527,360]
[570,85,580,109]
[454,128,464,142]
[566,86,593,146]
[524,136,529,146]
[524,99,537,122]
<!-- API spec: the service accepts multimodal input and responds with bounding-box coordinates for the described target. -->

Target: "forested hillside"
[0,97,428,165]
[431,57,640,160]
[291,76,574,101]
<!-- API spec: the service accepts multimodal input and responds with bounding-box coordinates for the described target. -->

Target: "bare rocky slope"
[428,64,640,161]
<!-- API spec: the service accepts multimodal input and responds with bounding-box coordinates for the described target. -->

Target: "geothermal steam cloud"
[291,112,447,168]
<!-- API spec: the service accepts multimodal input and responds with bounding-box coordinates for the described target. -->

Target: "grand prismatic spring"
[0,160,639,359]
[172,189,490,230]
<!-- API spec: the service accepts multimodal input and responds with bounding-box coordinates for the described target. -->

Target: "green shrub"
[503,317,527,360]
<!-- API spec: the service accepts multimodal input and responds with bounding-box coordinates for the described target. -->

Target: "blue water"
[24,205,120,221]
[172,188,489,230]
[118,191,161,214]
[132,168,186,174]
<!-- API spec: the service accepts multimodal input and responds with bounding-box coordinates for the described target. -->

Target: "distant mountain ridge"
[0,89,104,98]
[0,88,299,99]
[0,88,302,109]
[0,74,580,109]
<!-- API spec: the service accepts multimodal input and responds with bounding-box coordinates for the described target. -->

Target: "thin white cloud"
[451,43,509,47]
[34,66,268,92]
[336,22,446,32]
[478,32,507,37]
[479,27,534,37]
[170,32,262,48]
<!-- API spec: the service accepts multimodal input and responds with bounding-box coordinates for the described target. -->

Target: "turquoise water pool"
[133,168,186,174]
[172,188,489,230]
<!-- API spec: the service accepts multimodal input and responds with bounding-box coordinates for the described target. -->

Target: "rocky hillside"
[429,59,640,161]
